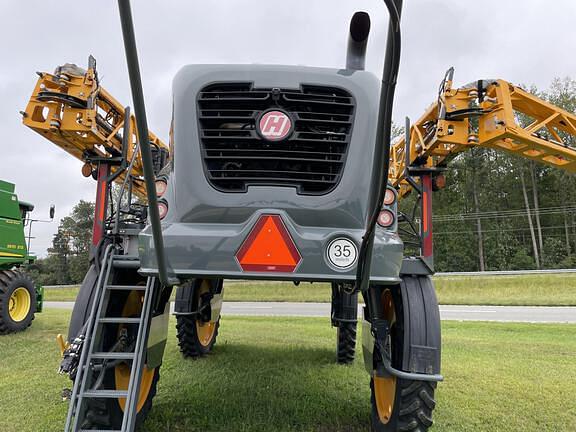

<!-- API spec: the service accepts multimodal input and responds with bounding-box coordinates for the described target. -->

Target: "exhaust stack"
[346,12,371,71]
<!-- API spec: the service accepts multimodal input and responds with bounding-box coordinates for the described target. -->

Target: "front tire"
[0,270,36,334]
[371,378,436,431]
[369,285,438,431]
[82,368,160,430]
[81,289,160,430]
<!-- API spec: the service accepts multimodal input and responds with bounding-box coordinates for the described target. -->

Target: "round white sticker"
[327,238,358,270]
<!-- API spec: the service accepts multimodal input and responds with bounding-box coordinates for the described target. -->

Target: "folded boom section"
[390,72,576,197]
[22,58,168,200]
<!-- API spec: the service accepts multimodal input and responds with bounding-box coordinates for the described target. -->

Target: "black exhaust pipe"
[346,11,371,71]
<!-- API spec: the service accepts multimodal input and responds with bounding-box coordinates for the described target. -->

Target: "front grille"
[197,83,355,194]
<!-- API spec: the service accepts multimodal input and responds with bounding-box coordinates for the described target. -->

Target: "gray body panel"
[139,64,403,283]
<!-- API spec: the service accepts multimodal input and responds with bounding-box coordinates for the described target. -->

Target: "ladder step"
[112,255,140,269]
[113,254,139,260]
[106,284,146,291]
[82,389,128,399]
[92,352,135,360]
[99,317,141,324]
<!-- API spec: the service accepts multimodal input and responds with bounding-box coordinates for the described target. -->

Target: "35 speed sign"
[326,237,358,270]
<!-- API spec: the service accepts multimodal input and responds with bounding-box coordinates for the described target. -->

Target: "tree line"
[28,201,94,285]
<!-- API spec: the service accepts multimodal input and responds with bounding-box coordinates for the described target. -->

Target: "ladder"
[64,244,155,432]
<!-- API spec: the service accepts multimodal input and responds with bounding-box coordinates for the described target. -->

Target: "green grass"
[0,310,575,431]
[434,273,576,306]
[44,273,576,305]
[44,286,81,302]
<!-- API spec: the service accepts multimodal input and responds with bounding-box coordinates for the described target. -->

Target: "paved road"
[43,301,576,323]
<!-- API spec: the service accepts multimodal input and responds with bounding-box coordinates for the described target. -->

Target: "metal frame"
[389,69,576,198]
[22,58,168,201]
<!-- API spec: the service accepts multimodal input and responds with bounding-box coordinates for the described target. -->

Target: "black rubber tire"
[370,379,436,431]
[176,315,220,358]
[0,270,36,334]
[336,321,357,364]
[81,289,159,430]
[369,283,438,431]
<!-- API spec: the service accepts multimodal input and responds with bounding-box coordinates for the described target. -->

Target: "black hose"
[356,0,403,292]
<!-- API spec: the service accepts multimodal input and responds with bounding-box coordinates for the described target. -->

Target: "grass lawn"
[44,273,576,305]
[0,310,575,431]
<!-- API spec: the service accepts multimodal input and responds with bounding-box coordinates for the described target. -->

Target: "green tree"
[42,200,94,284]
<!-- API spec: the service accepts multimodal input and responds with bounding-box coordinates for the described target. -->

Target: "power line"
[434,205,576,220]
[433,205,576,222]
[435,224,572,235]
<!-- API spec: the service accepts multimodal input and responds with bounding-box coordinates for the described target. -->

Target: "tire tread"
[396,380,436,431]
[176,315,219,358]
[336,321,357,364]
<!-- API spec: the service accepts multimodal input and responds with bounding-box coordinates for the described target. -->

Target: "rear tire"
[0,270,36,334]
[176,279,221,358]
[176,315,220,357]
[336,321,356,364]
[332,282,358,365]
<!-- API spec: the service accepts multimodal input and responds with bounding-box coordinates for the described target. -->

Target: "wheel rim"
[196,320,217,347]
[195,281,217,347]
[373,289,397,424]
[115,363,155,413]
[9,287,31,322]
[114,290,155,413]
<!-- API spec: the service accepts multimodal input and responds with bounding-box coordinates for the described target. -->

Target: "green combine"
[0,179,45,334]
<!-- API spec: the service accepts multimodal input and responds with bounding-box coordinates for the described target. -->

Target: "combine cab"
[0,179,45,334]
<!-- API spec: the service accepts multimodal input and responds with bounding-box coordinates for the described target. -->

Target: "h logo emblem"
[259,110,292,141]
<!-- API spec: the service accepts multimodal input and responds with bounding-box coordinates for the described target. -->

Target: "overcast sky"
[1,0,575,257]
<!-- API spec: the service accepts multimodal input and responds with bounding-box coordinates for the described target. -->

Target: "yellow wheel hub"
[196,281,217,347]
[196,320,217,347]
[373,289,397,424]
[115,363,155,413]
[9,287,31,322]
[114,289,155,413]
